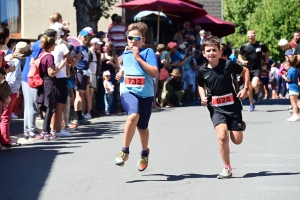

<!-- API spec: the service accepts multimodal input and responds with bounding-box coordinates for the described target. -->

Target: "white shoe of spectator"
[84,113,92,119]
[55,129,72,137]
[11,112,18,119]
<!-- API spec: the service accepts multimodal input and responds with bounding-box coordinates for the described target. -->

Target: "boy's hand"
[112,85,115,88]
[201,97,208,106]
[237,88,248,100]
[132,46,140,60]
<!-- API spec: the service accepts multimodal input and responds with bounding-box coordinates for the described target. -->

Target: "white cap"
[90,38,102,44]
[103,70,111,76]
[200,30,206,34]
[278,39,288,46]
[178,44,186,49]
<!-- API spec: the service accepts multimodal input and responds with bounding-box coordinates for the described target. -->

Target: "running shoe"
[114,151,129,166]
[137,148,150,172]
[249,104,255,112]
[287,115,300,122]
[217,168,232,179]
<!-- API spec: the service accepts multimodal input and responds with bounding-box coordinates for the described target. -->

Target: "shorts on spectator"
[289,90,299,96]
[76,71,89,90]
[56,77,68,104]
[120,92,153,130]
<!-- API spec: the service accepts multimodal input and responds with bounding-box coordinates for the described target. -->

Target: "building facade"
[0,0,123,40]
[194,0,222,18]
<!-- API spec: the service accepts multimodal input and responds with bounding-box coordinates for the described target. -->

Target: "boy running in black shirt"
[198,37,250,179]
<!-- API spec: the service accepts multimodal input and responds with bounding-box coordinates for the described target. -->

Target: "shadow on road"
[0,120,125,200]
[126,173,218,183]
[236,171,300,178]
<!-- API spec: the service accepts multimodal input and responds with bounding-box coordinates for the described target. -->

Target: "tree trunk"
[74,0,102,34]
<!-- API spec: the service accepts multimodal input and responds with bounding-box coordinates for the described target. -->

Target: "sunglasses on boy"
[127,36,143,41]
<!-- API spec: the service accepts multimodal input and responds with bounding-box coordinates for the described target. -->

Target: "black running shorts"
[210,111,244,131]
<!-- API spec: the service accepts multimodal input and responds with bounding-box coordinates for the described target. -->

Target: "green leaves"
[223,0,300,61]
[100,0,119,19]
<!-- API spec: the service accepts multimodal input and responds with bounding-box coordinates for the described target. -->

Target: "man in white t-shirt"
[51,29,78,137]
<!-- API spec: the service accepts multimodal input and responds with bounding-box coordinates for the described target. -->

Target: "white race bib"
[256,48,261,52]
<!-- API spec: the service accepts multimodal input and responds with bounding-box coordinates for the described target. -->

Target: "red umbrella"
[117,0,207,42]
[193,14,235,37]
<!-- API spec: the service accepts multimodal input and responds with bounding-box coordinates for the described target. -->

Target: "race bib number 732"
[124,76,145,87]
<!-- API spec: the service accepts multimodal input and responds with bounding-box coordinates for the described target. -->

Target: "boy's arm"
[132,47,158,78]
[198,85,207,106]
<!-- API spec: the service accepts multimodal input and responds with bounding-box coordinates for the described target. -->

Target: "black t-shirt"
[239,41,268,70]
[294,43,300,69]
[197,59,243,115]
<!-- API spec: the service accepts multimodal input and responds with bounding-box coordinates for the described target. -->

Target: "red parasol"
[193,14,235,37]
[117,0,207,42]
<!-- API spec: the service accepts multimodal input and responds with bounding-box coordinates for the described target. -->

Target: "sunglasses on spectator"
[247,34,255,37]
[127,36,143,41]
[83,35,90,39]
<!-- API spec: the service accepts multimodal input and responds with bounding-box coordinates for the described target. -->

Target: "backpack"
[27,52,50,88]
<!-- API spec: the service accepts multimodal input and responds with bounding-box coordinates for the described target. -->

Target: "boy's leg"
[123,113,139,148]
[215,123,230,166]
[230,131,243,145]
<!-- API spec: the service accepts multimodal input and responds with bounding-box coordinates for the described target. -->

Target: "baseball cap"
[90,38,103,45]
[96,31,106,37]
[79,29,90,37]
[285,49,294,56]
[167,42,177,49]
[278,39,288,46]
[83,27,95,36]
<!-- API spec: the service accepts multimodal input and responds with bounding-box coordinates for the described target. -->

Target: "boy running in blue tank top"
[114,22,158,171]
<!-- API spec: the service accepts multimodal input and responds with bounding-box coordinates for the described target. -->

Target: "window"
[0,0,21,38]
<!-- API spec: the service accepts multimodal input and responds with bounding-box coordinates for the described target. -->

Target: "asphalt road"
[1,100,300,200]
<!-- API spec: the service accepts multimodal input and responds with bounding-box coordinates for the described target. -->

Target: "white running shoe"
[55,129,72,137]
[84,113,92,119]
[287,115,300,122]
[11,112,18,119]
[217,168,232,179]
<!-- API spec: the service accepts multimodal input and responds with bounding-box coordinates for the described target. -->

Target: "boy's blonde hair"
[49,12,62,24]
[127,22,147,37]
[156,44,166,53]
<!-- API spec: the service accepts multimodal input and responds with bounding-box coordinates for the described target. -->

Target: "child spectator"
[282,57,299,122]
[49,12,69,39]
[103,70,114,116]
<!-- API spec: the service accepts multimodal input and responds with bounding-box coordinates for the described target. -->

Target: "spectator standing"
[173,26,185,45]
[21,29,56,139]
[200,30,206,45]
[96,31,107,51]
[0,42,31,148]
[195,25,202,45]
[98,42,119,114]
[108,16,127,56]
[6,39,16,55]
[36,35,64,141]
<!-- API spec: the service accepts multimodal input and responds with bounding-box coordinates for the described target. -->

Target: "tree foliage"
[74,0,119,33]
[223,0,300,61]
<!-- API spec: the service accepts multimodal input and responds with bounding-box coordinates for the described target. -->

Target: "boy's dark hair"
[287,55,299,67]
[111,13,118,23]
[0,25,10,45]
[202,36,220,50]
